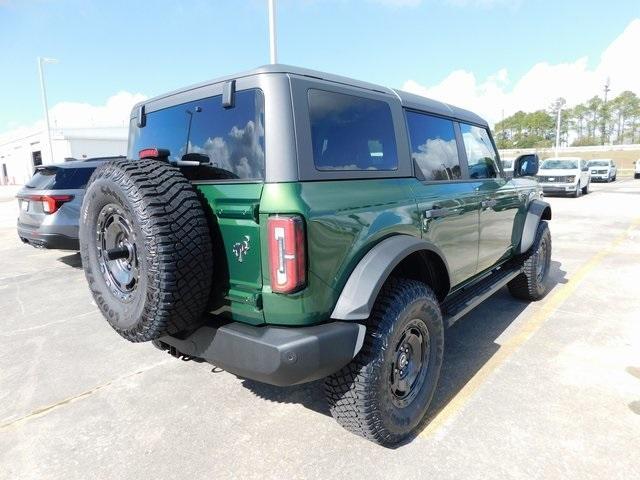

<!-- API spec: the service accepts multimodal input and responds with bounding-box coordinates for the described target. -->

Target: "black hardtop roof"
[133,64,488,127]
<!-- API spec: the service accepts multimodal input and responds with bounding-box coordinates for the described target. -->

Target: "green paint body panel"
[259,180,420,326]
[196,183,265,325]
[194,177,537,328]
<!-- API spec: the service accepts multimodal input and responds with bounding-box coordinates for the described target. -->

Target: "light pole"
[37,57,58,164]
[554,97,565,156]
[268,0,278,64]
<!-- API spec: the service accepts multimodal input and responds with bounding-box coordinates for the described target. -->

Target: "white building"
[0,127,128,185]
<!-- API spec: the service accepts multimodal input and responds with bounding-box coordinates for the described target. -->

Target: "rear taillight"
[268,215,306,294]
[27,195,73,214]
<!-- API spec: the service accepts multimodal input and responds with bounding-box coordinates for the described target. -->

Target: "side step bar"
[442,264,523,328]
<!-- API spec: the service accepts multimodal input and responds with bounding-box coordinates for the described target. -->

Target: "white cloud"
[401,18,640,125]
[48,91,147,129]
[0,91,146,142]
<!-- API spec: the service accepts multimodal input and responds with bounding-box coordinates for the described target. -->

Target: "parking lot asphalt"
[1,179,639,480]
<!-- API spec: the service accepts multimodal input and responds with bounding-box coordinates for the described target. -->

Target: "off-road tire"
[582,181,589,194]
[508,220,551,301]
[325,278,444,447]
[79,159,213,342]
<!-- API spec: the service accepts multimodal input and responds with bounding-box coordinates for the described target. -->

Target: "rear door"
[405,111,480,287]
[459,122,521,273]
[128,85,266,325]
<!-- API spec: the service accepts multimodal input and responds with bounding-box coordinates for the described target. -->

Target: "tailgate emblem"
[232,235,251,263]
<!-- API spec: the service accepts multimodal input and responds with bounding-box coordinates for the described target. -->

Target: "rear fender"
[331,235,450,321]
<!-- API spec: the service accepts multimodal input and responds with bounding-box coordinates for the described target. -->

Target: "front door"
[405,110,480,287]
[459,123,520,273]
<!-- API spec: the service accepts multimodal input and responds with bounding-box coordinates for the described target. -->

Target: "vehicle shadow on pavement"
[58,252,82,269]
[240,260,568,440]
[239,379,331,416]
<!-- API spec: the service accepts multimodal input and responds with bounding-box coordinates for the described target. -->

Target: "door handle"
[424,206,451,219]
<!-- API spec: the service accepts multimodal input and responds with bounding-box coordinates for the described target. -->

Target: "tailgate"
[196,183,264,325]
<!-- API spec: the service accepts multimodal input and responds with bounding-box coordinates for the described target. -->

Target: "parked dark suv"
[17,157,124,249]
[79,65,551,446]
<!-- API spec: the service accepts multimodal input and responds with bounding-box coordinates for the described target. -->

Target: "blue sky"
[1,0,639,132]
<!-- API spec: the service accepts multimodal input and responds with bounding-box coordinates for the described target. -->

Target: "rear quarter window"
[26,169,56,189]
[308,89,398,171]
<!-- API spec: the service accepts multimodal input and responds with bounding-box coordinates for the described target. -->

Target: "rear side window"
[128,89,265,181]
[308,89,398,171]
[405,111,461,181]
[26,168,56,189]
[460,123,500,179]
[26,167,95,190]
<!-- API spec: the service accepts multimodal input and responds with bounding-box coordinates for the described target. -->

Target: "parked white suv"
[635,159,640,179]
[537,157,591,197]
[502,157,515,179]
[588,159,617,182]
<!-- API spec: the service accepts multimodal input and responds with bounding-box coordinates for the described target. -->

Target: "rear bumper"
[17,225,79,250]
[159,321,366,386]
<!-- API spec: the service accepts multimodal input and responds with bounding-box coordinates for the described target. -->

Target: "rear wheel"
[325,278,444,447]
[508,220,551,301]
[79,159,213,342]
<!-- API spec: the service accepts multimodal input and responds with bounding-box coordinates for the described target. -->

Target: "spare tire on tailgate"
[79,159,213,342]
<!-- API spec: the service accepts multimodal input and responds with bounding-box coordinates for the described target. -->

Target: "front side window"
[405,111,461,181]
[308,89,398,171]
[460,123,499,179]
[128,89,265,181]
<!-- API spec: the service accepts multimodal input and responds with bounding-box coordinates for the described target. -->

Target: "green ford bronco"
[79,65,551,446]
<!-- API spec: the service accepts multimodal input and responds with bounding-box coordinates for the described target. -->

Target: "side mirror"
[513,153,539,177]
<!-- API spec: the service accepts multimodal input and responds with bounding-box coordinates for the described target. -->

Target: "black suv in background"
[17,156,124,250]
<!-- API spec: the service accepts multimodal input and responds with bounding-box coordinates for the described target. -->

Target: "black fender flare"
[519,199,552,254]
[330,235,451,321]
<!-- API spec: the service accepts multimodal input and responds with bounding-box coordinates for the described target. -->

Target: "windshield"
[588,160,610,167]
[541,159,578,170]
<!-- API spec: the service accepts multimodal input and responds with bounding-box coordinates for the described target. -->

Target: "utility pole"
[268,0,278,64]
[554,98,565,156]
[601,77,610,145]
[37,57,58,164]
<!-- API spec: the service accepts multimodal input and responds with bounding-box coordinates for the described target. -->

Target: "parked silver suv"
[588,159,617,182]
[16,157,122,249]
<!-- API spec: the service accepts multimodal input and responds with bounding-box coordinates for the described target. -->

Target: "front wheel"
[573,183,582,197]
[325,278,444,447]
[582,181,589,194]
[509,220,552,301]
